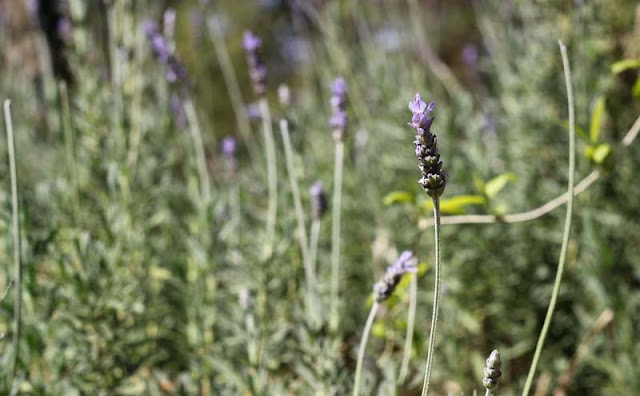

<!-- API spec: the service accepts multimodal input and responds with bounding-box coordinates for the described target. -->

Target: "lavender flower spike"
[243,30,267,95]
[309,181,328,219]
[410,93,445,198]
[329,77,348,140]
[373,251,417,302]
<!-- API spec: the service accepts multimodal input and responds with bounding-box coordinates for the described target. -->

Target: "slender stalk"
[485,389,492,396]
[259,97,278,257]
[521,40,576,396]
[59,82,80,223]
[183,99,212,204]
[309,219,321,276]
[279,119,316,320]
[329,140,345,331]
[421,197,442,396]
[399,272,418,382]
[4,100,22,391]
[353,302,379,396]
[206,15,257,161]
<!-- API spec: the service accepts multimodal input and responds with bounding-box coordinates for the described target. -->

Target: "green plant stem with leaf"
[329,140,345,331]
[183,99,212,204]
[421,196,442,396]
[353,302,379,396]
[309,219,321,276]
[259,97,278,258]
[279,118,318,324]
[521,40,576,396]
[399,272,418,383]
[59,82,79,223]
[4,100,22,393]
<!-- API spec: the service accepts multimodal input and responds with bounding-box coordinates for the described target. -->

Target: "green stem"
[329,140,345,331]
[421,197,442,396]
[521,40,576,396]
[206,14,257,162]
[353,302,379,396]
[183,99,212,204]
[59,82,80,223]
[399,272,418,383]
[309,219,321,277]
[259,97,278,258]
[4,100,22,392]
[279,119,316,320]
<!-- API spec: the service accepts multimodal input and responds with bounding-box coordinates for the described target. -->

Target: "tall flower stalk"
[521,41,576,396]
[279,118,318,324]
[408,94,446,396]
[4,100,22,393]
[353,251,417,395]
[244,31,278,258]
[309,181,328,276]
[329,77,348,331]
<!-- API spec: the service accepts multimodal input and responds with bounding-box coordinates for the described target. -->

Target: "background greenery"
[1,0,639,394]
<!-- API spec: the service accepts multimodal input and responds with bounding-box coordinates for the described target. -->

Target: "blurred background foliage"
[0,0,639,394]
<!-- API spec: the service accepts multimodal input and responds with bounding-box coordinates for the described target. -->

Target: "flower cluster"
[483,350,502,391]
[143,20,187,84]
[373,251,417,303]
[243,31,267,95]
[329,78,348,141]
[409,93,446,198]
[309,181,328,220]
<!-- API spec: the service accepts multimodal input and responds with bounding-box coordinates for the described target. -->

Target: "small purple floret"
[373,250,417,302]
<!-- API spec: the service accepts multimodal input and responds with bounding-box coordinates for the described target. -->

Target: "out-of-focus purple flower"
[143,20,159,38]
[221,136,238,175]
[309,181,328,219]
[246,102,262,121]
[410,93,445,198]
[243,31,262,52]
[373,251,417,302]
[221,136,237,158]
[462,44,479,67]
[163,8,177,42]
[57,17,72,42]
[143,18,188,85]
[329,77,347,140]
[243,30,267,95]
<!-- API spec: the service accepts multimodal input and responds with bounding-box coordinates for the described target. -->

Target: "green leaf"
[383,190,414,206]
[592,143,612,165]
[485,173,517,199]
[611,59,640,74]
[422,195,486,214]
[589,97,606,143]
[633,77,640,98]
[557,120,587,140]
[473,173,485,194]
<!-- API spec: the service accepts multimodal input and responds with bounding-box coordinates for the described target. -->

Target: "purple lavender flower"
[373,251,417,302]
[309,181,328,219]
[246,102,262,121]
[410,93,446,198]
[221,136,238,175]
[221,136,237,158]
[329,77,348,140]
[462,44,479,67]
[163,8,176,42]
[243,30,267,95]
[143,19,188,85]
